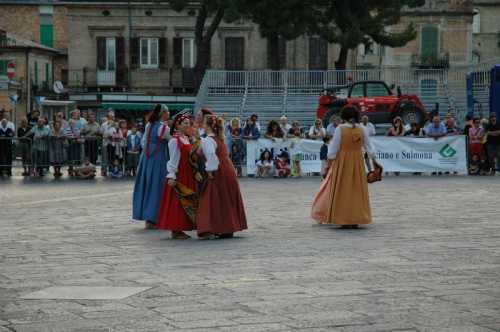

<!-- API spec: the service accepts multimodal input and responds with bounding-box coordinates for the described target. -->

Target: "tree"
[169,0,243,89]
[241,0,319,70]
[316,0,425,70]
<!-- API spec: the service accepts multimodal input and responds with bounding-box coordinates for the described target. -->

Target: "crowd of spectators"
[1,107,499,178]
[0,108,146,179]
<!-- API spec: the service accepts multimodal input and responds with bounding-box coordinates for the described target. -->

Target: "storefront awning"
[101,102,194,112]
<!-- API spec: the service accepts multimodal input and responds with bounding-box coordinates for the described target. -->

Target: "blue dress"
[132,122,169,223]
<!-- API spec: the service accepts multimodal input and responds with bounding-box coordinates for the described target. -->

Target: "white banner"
[246,136,468,175]
[371,136,468,173]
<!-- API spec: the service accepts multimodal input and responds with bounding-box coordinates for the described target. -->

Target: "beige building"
[357,0,475,69]
[472,0,500,63]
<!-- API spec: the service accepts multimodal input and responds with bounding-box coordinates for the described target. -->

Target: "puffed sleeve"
[158,124,171,140]
[201,136,220,172]
[327,126,342,159]
[141,123,150,149]
[363,126,376,158]
[166,138,180,179]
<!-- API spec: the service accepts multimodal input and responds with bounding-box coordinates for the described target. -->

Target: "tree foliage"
[316,0,425,69]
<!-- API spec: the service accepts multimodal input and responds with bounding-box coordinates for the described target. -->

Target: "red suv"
[317,80,427,127]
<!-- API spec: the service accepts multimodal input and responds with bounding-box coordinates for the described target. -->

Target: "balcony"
[411,53,450,69]
[67,67,129,92]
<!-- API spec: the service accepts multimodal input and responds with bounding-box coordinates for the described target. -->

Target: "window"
[225,37,245,70]
[140,38,159,68]
[182,38,196,68]
[34,61,39,84]
[350,83,364,98]
[366,82,390,97]
[39,5,53,48]
[421,26,439,62]
[45,62,50,85]
[106,38,116,71]
[472,9,480,34]
[309,37,328,70]
[0,60,7,76]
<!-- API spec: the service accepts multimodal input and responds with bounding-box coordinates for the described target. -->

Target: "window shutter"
[279,38,287,70]
[267,36,286,70]
[130,37,139,69]
[421,26,438,63]
[173,37,182,68]
[159,37,167,68]
[96,37,106,70]
[116,37,127,86]
[309,37,327,70]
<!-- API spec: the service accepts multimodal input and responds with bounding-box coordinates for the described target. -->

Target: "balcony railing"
[67,67,129,92]
[411,53,450,69]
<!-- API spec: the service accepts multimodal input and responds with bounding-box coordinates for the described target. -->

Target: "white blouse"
[141,123,170,149]
[166,135,189,179]
[327,124,376,160]
[200,135,220,172]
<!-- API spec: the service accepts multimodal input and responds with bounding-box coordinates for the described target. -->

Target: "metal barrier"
[0,136,143,177]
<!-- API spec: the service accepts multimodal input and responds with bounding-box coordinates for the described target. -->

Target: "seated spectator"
[274,151,291,178]
[126,125,141,176]
[361,115,376,136]
[74,159,96,179]
[279,116,292,134]
[326,115,341,137]
[242,117,261,140]
[264,120,284,140]
[287,121,303,138]
[445,117,460,136]
[256,149,273,178]
[320,135,331,179]
[469,154,480,175]
[387,117,405,137]
[308,119,326,140]
[425,116,447,140]
[468,117,485,158]
[250,114,261,132]
[405,122,424,137]
[110,159,123,178]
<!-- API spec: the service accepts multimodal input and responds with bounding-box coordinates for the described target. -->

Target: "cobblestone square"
[1,176,499,331]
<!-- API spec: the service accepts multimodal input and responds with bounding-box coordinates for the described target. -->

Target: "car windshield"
[366,82,391,97]
[350,84,364,97]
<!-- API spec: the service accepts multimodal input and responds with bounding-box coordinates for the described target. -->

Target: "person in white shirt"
[360,115,376,136]
[308,118,327,140]
[279,116,292,134]
[326,115,340,137]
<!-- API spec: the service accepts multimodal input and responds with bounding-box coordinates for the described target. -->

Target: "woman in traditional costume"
[157,114,198,239]
[196,115,247,239]
[311,107,375,228]
[132,104,170,229]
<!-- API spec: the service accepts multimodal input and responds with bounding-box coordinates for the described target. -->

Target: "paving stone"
[0,176,499,331]
[21,286,151,300]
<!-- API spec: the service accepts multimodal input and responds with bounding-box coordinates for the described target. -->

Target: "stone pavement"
[0,175,499,332]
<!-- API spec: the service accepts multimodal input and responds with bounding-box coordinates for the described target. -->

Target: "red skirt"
[197,157,247,235]
[157,183,196,232]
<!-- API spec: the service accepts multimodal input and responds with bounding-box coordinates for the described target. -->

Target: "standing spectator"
[361,115,376,136]
[445,117,460,136]
[256,149,273,178]
[80,111,100,165]
[405,123,424,137]
[279,116,292,134]
[81,110,89,123]
[17,117,32,176]
[28,109,40,128]
[126,124,141,176]
[27,118,50,176]
[264,120,284,140]
[66,119,82,176]
[485,113,500,175]
[308,118,326,140]
[49,120,67,178]
[118,119,129,171]
[287,121,303,138]
[387,117,406,137]
[468,117,485,158]
[100,111,115,176]
[250,114,261,132]
[425,116,447,139]
[54,112,69,133]
[320,135,331,179]
[71,108,87,130]
[463,114,473,138]
[242,117,261,140]
[0,114,15,176]
[326,115,341,137]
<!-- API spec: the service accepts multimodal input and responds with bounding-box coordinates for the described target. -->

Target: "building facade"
[472,0,500,63]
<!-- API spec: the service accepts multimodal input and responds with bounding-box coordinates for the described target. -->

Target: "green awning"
[101,103,194,112]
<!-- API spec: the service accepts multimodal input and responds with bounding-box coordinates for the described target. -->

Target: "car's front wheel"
[397,102,425,127]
